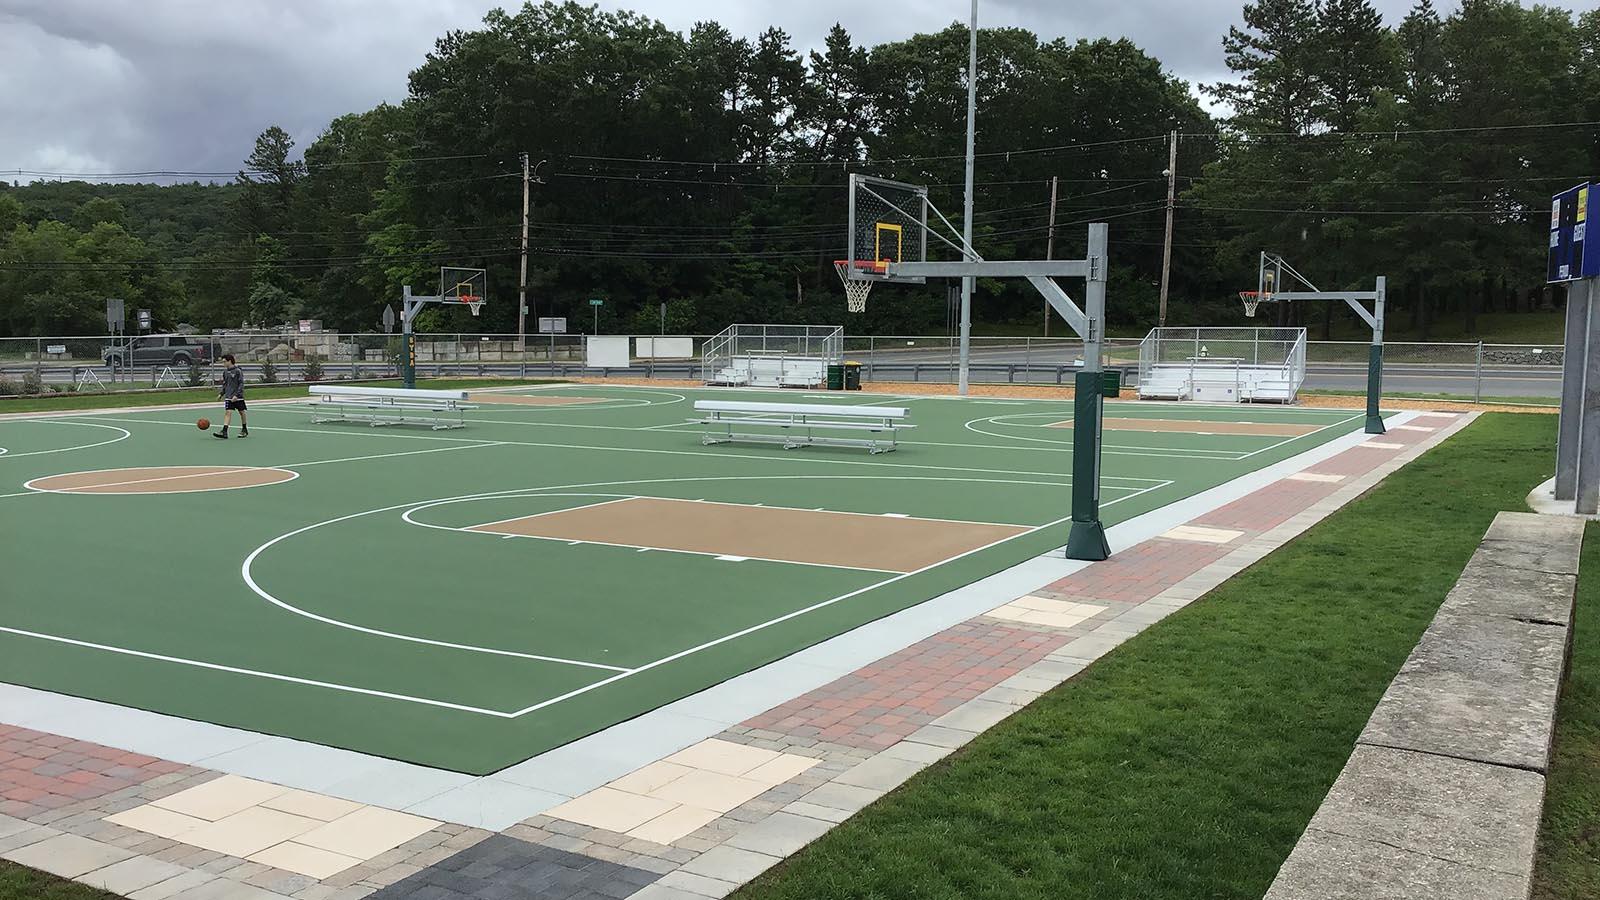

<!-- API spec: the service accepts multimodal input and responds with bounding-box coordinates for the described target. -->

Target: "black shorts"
[224,399,247,411]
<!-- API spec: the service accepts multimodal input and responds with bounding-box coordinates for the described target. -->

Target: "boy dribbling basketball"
[213,354,249,439]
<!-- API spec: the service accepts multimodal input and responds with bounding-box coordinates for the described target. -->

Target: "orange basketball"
[197,418,211,431]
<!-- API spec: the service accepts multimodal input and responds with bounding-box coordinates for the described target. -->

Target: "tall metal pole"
[1044,175,1058,338]
[518,153,530,357]
[1556,278,1590,500]
[1065,223,1110,561]
[1364,276,1387,434]
[1158,130,1177,328]
[957,0,978,396]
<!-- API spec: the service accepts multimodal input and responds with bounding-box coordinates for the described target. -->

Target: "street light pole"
[958,0,978,395]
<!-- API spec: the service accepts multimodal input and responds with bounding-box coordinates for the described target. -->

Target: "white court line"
[463,496,636,530]
[499,476,1175,718]
[0,626,518,717]
[82,412,1165,487]
[0,420,132,460]
[6,471,1176,716]
[447,528,904,575]
[419,493,1029,574]
[242,473,1117,682]
[963,416,1250,458]
[1237,413,1366,459]
[5,442,503,500]
[280,442,506,469]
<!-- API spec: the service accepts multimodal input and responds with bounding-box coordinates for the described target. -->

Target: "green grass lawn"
[0,378,555,414]
[737,412,1558,900]
[0,862,117,900]
[1533,523,1600,899]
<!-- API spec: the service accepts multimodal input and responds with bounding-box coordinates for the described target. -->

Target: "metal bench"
[691,399,911,453]
[307,385,477,430]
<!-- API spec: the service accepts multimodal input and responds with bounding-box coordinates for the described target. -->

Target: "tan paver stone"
[664,740,781,777]
[151,777,291,822]
[545,788,678,835]
[248,842,363,879]
[107,806,210,841]
[179,808,322,858]
[258,792,363,823]
[626,806,722,845]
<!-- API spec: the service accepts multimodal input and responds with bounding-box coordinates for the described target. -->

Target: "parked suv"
[102,335,215,368]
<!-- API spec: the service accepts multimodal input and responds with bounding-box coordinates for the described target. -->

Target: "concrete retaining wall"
[1264,511,1584,899]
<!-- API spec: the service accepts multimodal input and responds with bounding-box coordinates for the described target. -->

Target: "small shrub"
[0,376,20,396]
[301,353,324,382]
[21,370,44,395]
[258,358,278,384]
[49,383,67,393]
[185,361,204,387]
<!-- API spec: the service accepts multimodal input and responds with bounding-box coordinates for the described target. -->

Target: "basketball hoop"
[835,260,885,313]
[1239,290,1269,318]
[458,295,484,317]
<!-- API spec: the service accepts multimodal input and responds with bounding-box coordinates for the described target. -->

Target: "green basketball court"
[0,384,1372,774]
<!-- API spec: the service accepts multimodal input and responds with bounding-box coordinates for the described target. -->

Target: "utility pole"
[1158,130,1177,328]
[518,153,531,355]
[1044,175,1058,337]
[958,0,978,396]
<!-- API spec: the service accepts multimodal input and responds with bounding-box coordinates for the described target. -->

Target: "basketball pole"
[958,0,978,396]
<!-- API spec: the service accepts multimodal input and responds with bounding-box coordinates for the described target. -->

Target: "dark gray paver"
[367,835,659,900]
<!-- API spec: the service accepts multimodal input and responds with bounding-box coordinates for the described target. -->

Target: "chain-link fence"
[0,330,1565,402]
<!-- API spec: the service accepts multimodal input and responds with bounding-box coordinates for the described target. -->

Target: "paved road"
[5,355,1563,401]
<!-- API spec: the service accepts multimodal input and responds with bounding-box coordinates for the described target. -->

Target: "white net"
[1240,291,1263,318]
[836,261,874,313]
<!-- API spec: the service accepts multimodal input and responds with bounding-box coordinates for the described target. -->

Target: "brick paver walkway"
[740,621,1070,751]
[0,725,189,820]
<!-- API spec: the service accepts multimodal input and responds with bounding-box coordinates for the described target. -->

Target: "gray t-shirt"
[221,366,245,400]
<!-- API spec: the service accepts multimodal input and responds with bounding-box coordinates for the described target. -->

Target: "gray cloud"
[2,0,1595,180]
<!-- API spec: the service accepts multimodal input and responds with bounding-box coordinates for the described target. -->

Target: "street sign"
[589,298,604,306]
[1550,182,1599,282]
[106,298,125,330]
[136,309,152,330]
[538,317,567,334]
[382,305,396,333]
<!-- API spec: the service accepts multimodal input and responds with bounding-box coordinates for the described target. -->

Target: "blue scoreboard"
[1550,182,1600,283]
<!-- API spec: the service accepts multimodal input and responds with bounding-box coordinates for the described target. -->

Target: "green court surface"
[0,385,1371,774]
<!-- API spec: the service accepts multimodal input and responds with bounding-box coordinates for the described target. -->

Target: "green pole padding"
[403,333,417,390]
[1364,343,1385,434]
[1066,370,1110,560]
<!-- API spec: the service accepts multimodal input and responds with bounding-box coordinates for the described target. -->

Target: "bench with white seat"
[691,399,911,454]
[307,385,478,430]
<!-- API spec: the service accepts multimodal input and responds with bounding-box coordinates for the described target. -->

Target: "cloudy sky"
[1,0,1594,181]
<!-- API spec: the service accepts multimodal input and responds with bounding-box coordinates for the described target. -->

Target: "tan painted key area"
[467,497,1032,572]
[27,466,298,494]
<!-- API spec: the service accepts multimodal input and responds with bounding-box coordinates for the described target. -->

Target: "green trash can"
[843,362,863,391]
[826,364,845,391]
[1101,369,1121,398]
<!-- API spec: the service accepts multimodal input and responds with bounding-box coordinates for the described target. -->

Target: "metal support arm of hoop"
[1252,252,1387,434]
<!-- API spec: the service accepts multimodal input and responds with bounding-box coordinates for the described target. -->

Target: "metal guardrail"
[0,332,1564,402]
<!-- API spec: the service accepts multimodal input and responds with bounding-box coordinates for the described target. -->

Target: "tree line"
[0,0,1595,340]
